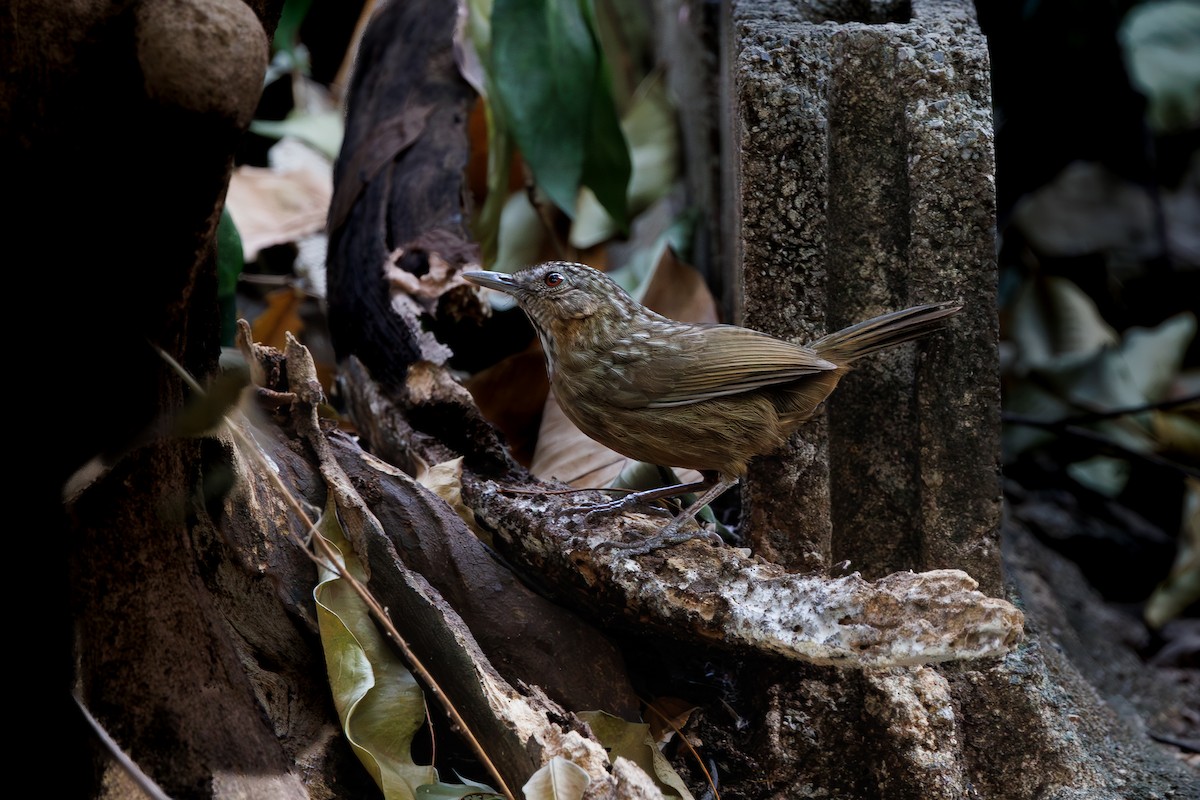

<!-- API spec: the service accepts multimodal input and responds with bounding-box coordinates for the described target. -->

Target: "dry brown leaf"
[645,696,699,745]
[464,340,550,468]
[641,246,720,324]
[225,163,332,261]
[252,286,306,350]
[415,455,491,545]
[530,389,630,487]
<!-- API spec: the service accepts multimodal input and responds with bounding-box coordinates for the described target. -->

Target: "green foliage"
[273,0,315,58]
[490,0,631,226]
[249,111,344,160]
[216,207,244,347]
[1119,0,1200,132]
[577,711,694,799]
[314,502,499,799]
[1003,276,1196,497]
[484,0,631,233]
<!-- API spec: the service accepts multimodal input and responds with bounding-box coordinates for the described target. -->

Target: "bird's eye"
[544,271,565,288]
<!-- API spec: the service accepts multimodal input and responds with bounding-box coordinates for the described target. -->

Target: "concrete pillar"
[723,0,1002,592]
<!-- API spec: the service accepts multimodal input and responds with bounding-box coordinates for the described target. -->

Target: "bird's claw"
[597,525,724,556]
[566,496,674,520]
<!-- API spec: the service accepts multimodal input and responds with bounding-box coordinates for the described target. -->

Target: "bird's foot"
[598,518,724,556]
[565,494,674,520]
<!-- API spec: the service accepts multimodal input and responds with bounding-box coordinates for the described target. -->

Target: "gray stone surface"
[722,0,1002,593]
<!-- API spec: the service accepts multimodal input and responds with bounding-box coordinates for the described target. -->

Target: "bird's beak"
[461,270,518,295]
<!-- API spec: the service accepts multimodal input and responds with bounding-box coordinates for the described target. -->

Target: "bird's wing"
[604,324,837,408]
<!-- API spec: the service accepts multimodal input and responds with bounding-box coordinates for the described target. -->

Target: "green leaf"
[1009,275,1117,372]
[490,0,630,228]
[1066,456,1132,498]
[1116,313,1197,405]
[313,504,501,799]
[1144,477,1200,628]
[314,502,436,800]
[250,109,344,161]
[494,190,547,276]
[1119,0,1200,132]
[570,72,680,248]
[578,711,694,800]
[415,779,502,799]
[606,461,725,534]
[216,207,245,347]
[520,756,590,800]
[273,0,314,58]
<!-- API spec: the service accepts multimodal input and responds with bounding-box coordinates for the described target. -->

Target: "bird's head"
[462,261,640,332]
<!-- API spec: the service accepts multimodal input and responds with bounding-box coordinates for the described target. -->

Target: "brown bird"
[463,261,960,553]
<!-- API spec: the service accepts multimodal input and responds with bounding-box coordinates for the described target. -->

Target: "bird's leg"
[566,478,711,518]
[600,477,739,555]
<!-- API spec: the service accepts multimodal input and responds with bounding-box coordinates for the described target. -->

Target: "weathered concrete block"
[723,0,1002,592]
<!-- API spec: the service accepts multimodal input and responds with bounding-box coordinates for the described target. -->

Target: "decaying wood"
[338,356,1024,667]
[325,0,481,390]
[234,333,660,798]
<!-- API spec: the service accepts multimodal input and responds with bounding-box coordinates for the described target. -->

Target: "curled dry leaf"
[577,711,694,800]
[520,756,590,800]
[464,340,550,468]
[225,142,333,261]
[415,455,489,545]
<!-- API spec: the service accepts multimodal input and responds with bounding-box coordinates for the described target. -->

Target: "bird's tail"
[810,301,961,364]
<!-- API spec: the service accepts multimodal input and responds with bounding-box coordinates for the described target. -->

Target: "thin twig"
[156,341,518,800]
[643,700,720,800]
[1028,393,1199,426]
[73,690,174,800]
[1002,411,1200,479]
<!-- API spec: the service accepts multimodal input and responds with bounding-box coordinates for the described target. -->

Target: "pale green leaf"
[521,756,590,800]
[1144,477,1200,628]
[314,502,435,799]
[493,190,547,276]
[1009,276,1117,372]
[1119,0,1200,132]
[570,73,679,248]
[1009,162,1157,261]
[416,780,502,799]
[1115,312,1197,404]
[1066,456,1132,498]
[578,711,693,800]
[251,109,345,161]
[607,461,725,534]
[590,0,655,110]
[1059,312,1195,449]
[454,0,493,96]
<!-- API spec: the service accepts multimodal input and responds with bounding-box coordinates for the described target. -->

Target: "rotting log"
[340,357,1022,668]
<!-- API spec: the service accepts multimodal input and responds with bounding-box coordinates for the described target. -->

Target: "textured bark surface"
[341,360,1022,668]
[7,0,346,797]
[324,0,481,390]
